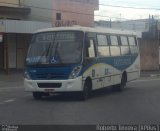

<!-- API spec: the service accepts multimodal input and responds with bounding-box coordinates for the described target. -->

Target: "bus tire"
[79,80,92,101]
[33,92,43,100]
[117,74,127,92]
[113,73,127,92]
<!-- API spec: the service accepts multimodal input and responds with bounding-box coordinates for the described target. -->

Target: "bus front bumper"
[24,77,83,93]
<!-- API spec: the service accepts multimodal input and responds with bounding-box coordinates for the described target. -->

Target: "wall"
[3,33,31,69]
[139,39,159,70]
[24,0,99,25]
[53,0,99,27]
[23,0,53,22]
[0,0,30,20]
[0,42,4,68]
[0,0,20,7]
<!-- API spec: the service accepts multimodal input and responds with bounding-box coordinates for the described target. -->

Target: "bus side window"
[110,35,121,56]
[97,34,110,57]
[86,39,96,58]
[128,36,138,54]
[120,36,130,56]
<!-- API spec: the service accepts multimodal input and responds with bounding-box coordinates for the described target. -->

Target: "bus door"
[83,34,102,90]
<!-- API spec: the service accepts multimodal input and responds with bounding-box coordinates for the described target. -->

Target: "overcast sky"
[95,0,160,21]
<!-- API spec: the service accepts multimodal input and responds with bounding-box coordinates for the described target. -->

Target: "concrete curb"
[150,74,160,77]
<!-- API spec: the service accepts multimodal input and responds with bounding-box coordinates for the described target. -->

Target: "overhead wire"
[0,1,159,21]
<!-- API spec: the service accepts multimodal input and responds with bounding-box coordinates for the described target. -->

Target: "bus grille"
[38,83,62,88]
[36,73,66,80]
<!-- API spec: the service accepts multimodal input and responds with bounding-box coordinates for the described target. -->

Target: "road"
[0,78,160,125]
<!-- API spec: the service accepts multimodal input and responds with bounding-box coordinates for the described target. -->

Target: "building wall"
[0,20,51,70]
[0,0,20,7]
[23,0,53,22]
[23,0,99,25]
[0,42,4,69]
[53,0,99,27]
[0,0,29,20]
[3,33,32,69]
[139,39,159,70]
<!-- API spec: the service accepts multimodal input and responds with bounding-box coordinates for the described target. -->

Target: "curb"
[150,74,160,77]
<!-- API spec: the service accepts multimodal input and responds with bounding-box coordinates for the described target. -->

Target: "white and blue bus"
[24,26,140,100]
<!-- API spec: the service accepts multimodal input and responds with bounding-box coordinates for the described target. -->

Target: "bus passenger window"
[110,36,119,45]
[97,35,110,57]
[88,40,96,58]
[128,37,138,54]
[121,36,128,46]
[120,36,130,55]
[128,37,136,46]
[110,35,120,56]
[97,35,108,46]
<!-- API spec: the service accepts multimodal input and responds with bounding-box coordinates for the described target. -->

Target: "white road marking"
[3,99,16,103]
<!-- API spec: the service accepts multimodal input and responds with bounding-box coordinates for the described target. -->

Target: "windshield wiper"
[34,42,52,65]
[53,42,63,64]
[35,33,57,65]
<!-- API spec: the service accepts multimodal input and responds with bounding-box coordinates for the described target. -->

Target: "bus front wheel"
[33,92,43,100]
[79,81,92,100]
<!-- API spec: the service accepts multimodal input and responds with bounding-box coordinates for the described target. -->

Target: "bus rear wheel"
[113,74,127,92]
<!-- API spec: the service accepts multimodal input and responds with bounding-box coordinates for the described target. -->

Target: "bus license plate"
[44,89,55,92]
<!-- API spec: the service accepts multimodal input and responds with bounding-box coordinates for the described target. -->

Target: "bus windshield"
[26,31,84,66]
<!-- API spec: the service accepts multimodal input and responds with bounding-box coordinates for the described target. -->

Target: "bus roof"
[35,26,137,36]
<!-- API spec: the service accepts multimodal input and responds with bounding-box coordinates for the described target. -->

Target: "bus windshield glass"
[26,31,84,66]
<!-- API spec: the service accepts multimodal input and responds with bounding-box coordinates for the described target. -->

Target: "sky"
[95,0,160,21]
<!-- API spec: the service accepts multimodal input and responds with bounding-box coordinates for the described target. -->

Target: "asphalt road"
[0,78,160,125]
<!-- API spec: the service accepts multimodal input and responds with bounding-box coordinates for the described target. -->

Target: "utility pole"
[110,18,112,28]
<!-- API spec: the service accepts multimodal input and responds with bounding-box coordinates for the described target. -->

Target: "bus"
[24,26,140,100]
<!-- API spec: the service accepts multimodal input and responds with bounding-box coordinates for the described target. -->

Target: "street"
[0,77,160,125]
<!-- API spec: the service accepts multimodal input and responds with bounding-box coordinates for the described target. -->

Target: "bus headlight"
[24,71,31,80]
[69,66,82,79]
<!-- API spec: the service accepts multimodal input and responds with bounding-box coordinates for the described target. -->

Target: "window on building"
[56,13,61,20]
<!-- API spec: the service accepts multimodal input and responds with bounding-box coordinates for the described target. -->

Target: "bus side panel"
[127,55,140,82]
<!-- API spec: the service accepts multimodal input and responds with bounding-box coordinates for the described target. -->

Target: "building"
[24,0,99,26]
[23,0,53,22]
[0,0,52,73]
[95,19,151,38]
[52,0,99,27]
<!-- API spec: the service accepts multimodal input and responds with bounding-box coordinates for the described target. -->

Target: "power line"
[99,4,160,11]
[0,1,159,21]
[0,1,131,20]
[1,1,160,11]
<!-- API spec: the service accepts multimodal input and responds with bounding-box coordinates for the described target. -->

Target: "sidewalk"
[0,71,23,87]
[140,70,160,78]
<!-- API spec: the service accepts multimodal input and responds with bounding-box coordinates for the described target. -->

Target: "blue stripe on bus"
[82,54,138,73]
[26,55,138,80]
[26,64,79,80]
